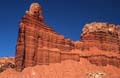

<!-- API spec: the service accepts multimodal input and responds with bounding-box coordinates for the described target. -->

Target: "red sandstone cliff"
[15,3,75,71]
[81,22,120,52]
[0,2,119,78]
[15,3,120,72]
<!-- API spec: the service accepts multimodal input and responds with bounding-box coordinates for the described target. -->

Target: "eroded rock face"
[81,22,120,52]
[83,55,120,67]
[15,3,75,71]
[15,3,120,72]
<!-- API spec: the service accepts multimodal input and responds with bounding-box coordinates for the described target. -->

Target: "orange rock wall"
[49,50,61,63]
[81,22,120,53]
[15,3,120,71]
[84,55,120,67]
[61,53,80,62]
[15,3,76,71]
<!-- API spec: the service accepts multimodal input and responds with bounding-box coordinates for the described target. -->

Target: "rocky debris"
[86,72,105,78]
[0,57,15,73]
[0,62,15,73]
[0,59,120,78]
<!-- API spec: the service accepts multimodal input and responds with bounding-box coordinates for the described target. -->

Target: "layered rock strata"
[81,22,120,52]
[15,3,75,71]
[15,3,120,71]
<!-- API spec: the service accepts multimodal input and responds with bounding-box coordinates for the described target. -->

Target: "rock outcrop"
[0,57,15,72]
[15,3,75,71]
[81,22,120,52]
[15,2,120,72]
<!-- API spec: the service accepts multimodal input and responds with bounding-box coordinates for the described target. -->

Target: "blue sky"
[0,0,120,57]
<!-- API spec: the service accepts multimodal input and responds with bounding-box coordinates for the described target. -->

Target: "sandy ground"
[0,58,120,78]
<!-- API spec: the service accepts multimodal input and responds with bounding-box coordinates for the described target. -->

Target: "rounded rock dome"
[30,3,41,8]
[29,3,41,15]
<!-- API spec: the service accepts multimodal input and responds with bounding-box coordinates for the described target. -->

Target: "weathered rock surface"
[15,3,120,72]
[15,3,75,71]
[0,59,120,78]
[81,22,120,52]
[0,57,15,72]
